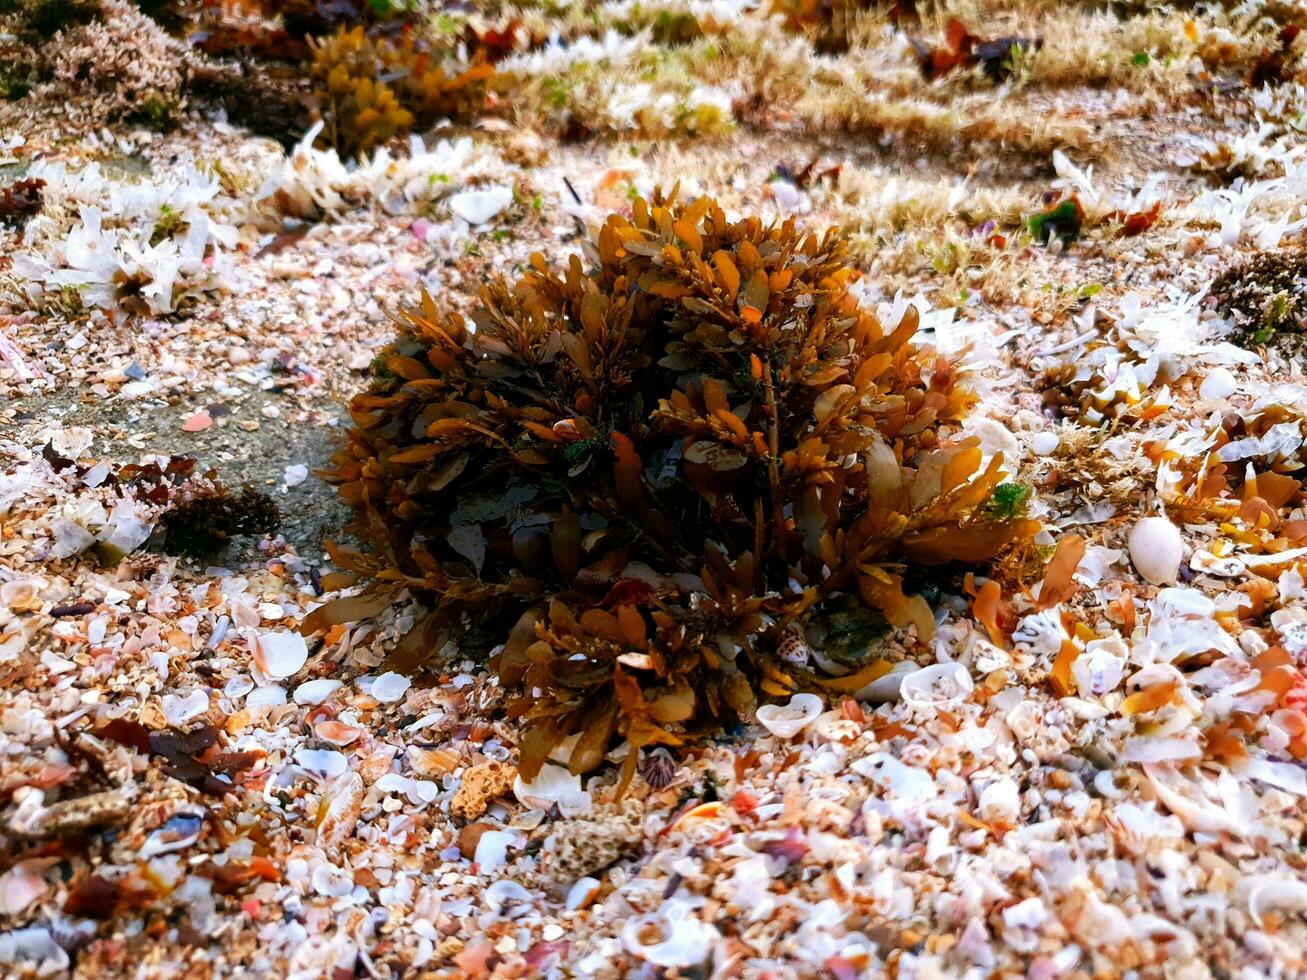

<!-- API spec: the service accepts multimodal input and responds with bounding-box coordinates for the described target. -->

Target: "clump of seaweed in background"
[911,18,1041,83]
[308,191,1036,787]
[770,0,874,55]
[308,24,493,158]
[1211,248,1307,345]
[0,177,46,231]
[158,483,281,558]
[4,0,100,40]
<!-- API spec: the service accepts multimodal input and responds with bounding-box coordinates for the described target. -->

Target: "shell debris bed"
[1,0,1307,977]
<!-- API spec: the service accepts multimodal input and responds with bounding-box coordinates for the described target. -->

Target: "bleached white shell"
[161,690,209,726]
[1031,431,1060,455]
[514,763,585,812]
[756,693,823,739]
[245,685,287,710]
[0,579,44,612]
[621,900,720,968]
[964,417,1022,476]
[473,829,515,869]
[1199,366,1236,401]
[1128,516,1183,586]
[484,879,533,911]
[1142,763,1245,836]
[899,662,974,712]
[312,863,355,898]
[295,748,347,779]
[1247,876,1307,926]
[565,876,602,910]
[853,660,917,703]
[51,427,93,458]
[369,671,410,703]
[140,810,205,858]
[252,631,308,679]
[1072,637,1127,697]
[448,186,513,225]
[0,865,48,917]
[977,778,1020,823]
[294,679,342,705]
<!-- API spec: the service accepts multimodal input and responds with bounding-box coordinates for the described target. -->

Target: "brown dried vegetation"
[308,24,493,158]
[308,192,1036,787]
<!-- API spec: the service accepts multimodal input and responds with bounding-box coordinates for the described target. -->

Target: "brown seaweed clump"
[308,191,1036,787]
[0,177,45,230]
[308,24,493,158]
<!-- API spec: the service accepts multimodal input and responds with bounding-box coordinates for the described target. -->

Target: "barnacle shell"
[899,662,974,712]
[0,579,45,613]
[640,748,678,790]
[1128,516,1183,586]
[756,693,823,738]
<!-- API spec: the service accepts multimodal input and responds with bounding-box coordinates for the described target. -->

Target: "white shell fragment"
[1072,637,1127,697]
[755,693,823,738]
[565,876,602,911]
[0,866,48,917]
[963,417,1022,476]
[977,778,1021,824]
[1128,516,1183,586]
[622,899,721,968]
[140,810,205,858]
[1031,431,1060,455]
[448,186,514,225]
[514,764,586,813]
[369,671,411,703]
[161,690,209,726]
[245,685,287,710]
[294,679,342,705]
[0,579,44,612]
[1198,366,1236,400]
[899,662,974,712]
[252,631,308,679]
[295,748,348,779]
[1247,876,1307,926]
[473,830,516,869]
[854,660,918,704]
[484,880,533,911]
[312,863,355,898]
